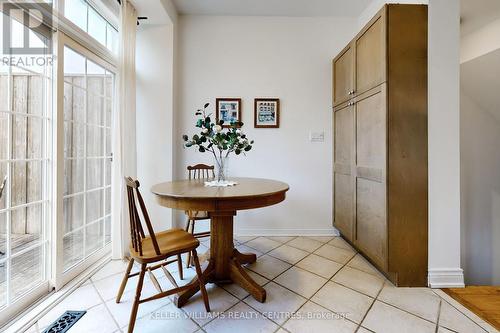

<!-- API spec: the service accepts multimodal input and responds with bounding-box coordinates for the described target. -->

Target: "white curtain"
[111,0,137,259]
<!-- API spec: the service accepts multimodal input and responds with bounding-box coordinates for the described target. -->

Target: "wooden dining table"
[151,177,289,307]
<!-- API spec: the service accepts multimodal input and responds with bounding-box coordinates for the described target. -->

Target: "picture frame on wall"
[216,98,242,127]
[254,98,280,128]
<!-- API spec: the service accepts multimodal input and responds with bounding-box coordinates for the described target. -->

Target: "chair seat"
[185,210,210,220]
[130,228,199,263]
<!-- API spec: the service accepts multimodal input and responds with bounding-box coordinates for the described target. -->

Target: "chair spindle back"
[125,177,161,256]
[187,164,215,180]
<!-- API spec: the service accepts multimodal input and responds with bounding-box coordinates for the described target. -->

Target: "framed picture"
[216,98,242,127]
[254,98,280,128]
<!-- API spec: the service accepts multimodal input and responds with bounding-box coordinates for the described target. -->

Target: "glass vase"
[214,155,229,183]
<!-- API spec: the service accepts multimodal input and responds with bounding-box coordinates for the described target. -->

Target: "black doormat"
[42,310,86,333]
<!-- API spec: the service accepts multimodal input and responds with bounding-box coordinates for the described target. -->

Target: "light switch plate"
[309,131,325,142]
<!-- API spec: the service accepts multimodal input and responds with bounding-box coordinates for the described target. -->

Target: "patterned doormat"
[42,311,86,333]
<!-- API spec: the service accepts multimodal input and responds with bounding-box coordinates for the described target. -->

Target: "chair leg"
[186,219,195,268]
[185,218,191,232]
[177,254,184,280]
[116,258,134,303]
[192,249,210,312]
[128,263,146,333]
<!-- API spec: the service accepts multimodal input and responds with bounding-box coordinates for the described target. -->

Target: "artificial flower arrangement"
[182,103,254,185]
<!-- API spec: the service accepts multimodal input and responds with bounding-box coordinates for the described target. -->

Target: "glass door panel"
[0,11,52,313]
[61,42,113,276]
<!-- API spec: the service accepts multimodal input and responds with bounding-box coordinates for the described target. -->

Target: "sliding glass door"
[56,34,115,285]
[0,11,52,314]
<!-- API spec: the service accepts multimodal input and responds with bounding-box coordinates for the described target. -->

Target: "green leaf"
[185,142,193,147]
[244,145,252,151]
[193,134,200,142]
[200,136,207,143]
[196,119,203,127]
[219,119,224,126]
[182,134,188,141]
[199,146,205,152]
[204,103,210,109]
[235,149,241,155]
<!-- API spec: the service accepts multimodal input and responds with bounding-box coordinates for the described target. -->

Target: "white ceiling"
[130,0,170,25]
[461,48,500,123]
[461,0,500,35]
[171,0,372,17]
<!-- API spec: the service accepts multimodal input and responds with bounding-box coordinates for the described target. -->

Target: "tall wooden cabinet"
[332,4,428,286]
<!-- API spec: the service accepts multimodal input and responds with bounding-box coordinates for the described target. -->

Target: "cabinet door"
[354,86,388,270]
[333,44,354,106]
[356,12,386,94]
[333,103,354,241]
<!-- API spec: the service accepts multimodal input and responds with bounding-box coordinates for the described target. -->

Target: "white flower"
[202,128,209,134]
[236,129,242,135]
[214,125,222,133]
[238,138,246,144]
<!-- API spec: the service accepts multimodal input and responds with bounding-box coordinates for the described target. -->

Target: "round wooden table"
[151,177,289,307]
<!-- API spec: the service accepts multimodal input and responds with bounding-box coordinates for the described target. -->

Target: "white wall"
[174,15,358,235]
[427,0,464,287]
[460,90,500,285]
[136,24,175,231]
[461,17,500,64]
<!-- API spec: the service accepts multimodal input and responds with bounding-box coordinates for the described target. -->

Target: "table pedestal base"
[174,211,266,308]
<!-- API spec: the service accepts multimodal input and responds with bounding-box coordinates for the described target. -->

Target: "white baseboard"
[235,228,340,237]
[428,268,465,288]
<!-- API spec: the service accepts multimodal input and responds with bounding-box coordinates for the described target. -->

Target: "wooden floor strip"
[443,286,500,330]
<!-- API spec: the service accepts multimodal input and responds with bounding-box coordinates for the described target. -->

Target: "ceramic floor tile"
[243,282,306,325]
[287,237,323,252]
[247,255,291,280]
[332,267,385,298]
[267,236,296,244]
[328,237,356,252]
[362,301,436,333]
[377,284,441,322]
[346,254,382,277]
[267,245,309,264]
[433,289,491,327]
[283,301,357,333]
[245,237,282,253]
[305,236,335,243]
[438,301,487,333]
[203,302,279,333]
[222,269,269,299]
[105,287,172,328]
[235,243,263,258]
[357,327,374,333]
[438,327,455,333]
[67,304,119,333]
[311,281,373,324]
[37,283,103,328]
[295,254,343,279]
[91,259,130,282]
[314,244,356,264]
[234,236,257,244]
[274,266,327,298]
[126,302,199,333]
[181,284,239,326]
[93,271,140,301]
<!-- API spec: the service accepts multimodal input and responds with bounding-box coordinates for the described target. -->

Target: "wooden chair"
[184,164,215,267]
[117,177,210,333]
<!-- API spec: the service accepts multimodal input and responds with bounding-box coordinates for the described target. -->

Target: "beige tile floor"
[25,236,499,333]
